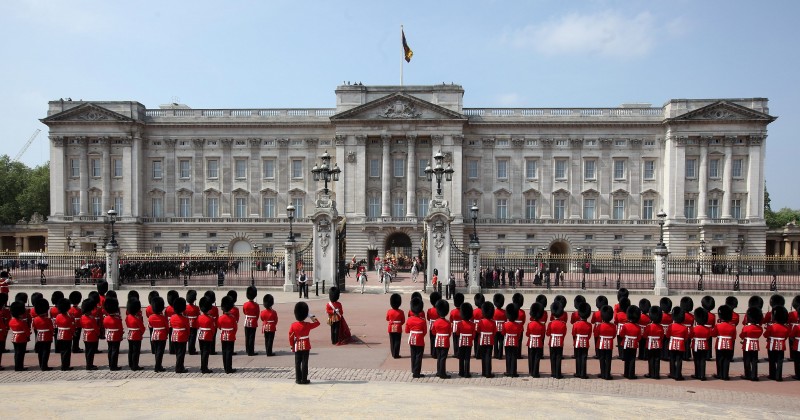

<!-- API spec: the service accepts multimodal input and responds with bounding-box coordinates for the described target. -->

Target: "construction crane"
[12,129,41,162]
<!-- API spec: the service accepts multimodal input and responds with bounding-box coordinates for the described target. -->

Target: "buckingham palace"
[41,83,774,261]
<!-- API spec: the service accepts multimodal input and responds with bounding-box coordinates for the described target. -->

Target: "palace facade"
[41,84,774,261]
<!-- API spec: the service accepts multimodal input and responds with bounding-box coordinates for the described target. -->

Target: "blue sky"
[1,0,798,208]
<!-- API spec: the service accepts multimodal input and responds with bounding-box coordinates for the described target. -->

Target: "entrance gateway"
[384,231,413,271]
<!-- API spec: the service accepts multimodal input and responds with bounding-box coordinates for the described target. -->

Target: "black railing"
[667,255,800,291]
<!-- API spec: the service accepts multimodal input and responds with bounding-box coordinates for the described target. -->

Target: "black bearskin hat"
[97,280,109,295]
[390,293,402,310]
[536,294,547,308]
[793,295,800,311]
[198,297,211,314]
[87,291,100,305]
[748,295,763,309]
[80,298,96,315]
[513,293,524,309]
[551,301,564,319]
[410,297,424,315]
[107,291,118,300]
[506,304,518,322]
[701,296,716,311]
[717,305,733,323]
[220,296,234,313]
[600,305,614,323]
[626,305,641,325]
[329,287,340,303]
[167,290,179,306]
[10,301,25,318]
[0,270,7,278]
[204,290,216,304]
[679,296,694,312]
[659,297,673,313]
[263,294,274,309]
[227,290,238,303]
[0,293,7,308]
[618,297,630,313]
[649,305,663,325]
[294,301,309,321]
[31,292,43,305]
[460,302,473,322]
[725,296,739,309]
[435,299,449,318]
[411,291,422,302]
[172,297,186,315]
[128,290,140,302]
[246,286,257,301]
[51,291,64,307]
[482,302,495,320]
[746,307,763,325]
[429,291,441,306]
[574,295,586,310]
[693,307,708,326]
[151,297,165,314]
[104,297,120,315]
[555,295,567,309]
[639,298,651,314]
[617,287,629,301]
[126,298,141,316]
[529,302,543,322]
[671,307,685,324]
[34,297,49,316]
[57,298,71,315]
[595,295,608,310]
[433,268,438,276]
[474,293,485,308]
[147,290,159,305]
[769,294,785,308]
[15,292,27,305]
[453,293,465,308]
[772,306,789,325]
[577,302,592,321]
[493,293,505,309]
[185,290,197,304]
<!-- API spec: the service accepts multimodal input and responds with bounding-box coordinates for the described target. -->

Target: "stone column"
[468,241,481,294]
[406,135,417,217]
[425,198,454,291]
[121,137,133,217]
[193,139,205,217]
[311,196,339,290]
[277,138,289,214]
[698,138,708,219]
[165,138,177,216]
[381,135,391,217]
[105,241,120,290]
[131,132,143,217]
[746,135,764,219]
[283,240,297,292]
[221,139,233,217]
[335,135,347,215]
[450,135,464,223]
[102,139,112,214]
[355,135,367,217]
[598,138,612,219]
[653,245,670,296]
[79,138,89,215]
[721,137,733,218]
[49,136,66,216]
[249,138,262,217]
[629,139,642,218]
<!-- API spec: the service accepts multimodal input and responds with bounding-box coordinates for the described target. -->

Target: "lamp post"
[576,247,588,290]
[251,244,260,286]
[287,205,296,242]
[424,150,454,197]
[698,239,706,291]
[656,210,667,249]
[107,209,118,247]
[311,150,341,196]
[469,202,479,245]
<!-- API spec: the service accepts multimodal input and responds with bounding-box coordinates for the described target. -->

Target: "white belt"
[172,328,186,331]
[297,335,309,339]
[245,315,257,319]
[392,321,403,324]
[671,337,684,341]
[152,327,165,331]
[83,328,95,331]
[57,327,71,331]
[436,333,449,338]
[220,328,234,331]
[265,320,276,323]
[107,329,120,332]
[199,328,212,331]
[11,330,24,334]
[480,332,493,337]
[187,316,198,320]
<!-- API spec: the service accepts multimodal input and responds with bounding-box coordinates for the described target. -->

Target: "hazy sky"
[1,0,798,208]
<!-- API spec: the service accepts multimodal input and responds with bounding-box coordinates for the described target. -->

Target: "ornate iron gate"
[336,221,346,290]
[295,238,314,277]
[450,236,469,287]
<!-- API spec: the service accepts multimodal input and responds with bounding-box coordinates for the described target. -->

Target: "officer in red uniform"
[791,296,800,379]
[700,296,716,361]
[227,290,240,323]
[165,290,179,355]
[426,292,442,357]
[711,305,736,380]
[614,298,630,361]
[448,293,464,357]
[0,270,13,295]
[197,297,217,374]
[551,295,569,322]
[547,301,567,379]
[431,299,452,379]
[659,297,673,361]
[219,296,238,374]
[386,293,405,359]
[666,307,689,380]
[762,294,784,325]
[80,299,100,370]
[679,297,695,362]
[289,301,320,384]
[472,294,485,360]
[572,302,593,379]
[690,308,711,380]
[405,297,427,378]
[148,297,168,372]
[492,294,507,360]
[591,295,608,359]
[54,298,74,371]
[455,302,474,377]
[32,297,53,371]
[125,299,144,371]
[526,302,545,378]
[725,296,740,326]
[0,293,9,359]
[242,286,260,356]
[67,292,84,355]
[637,299,652,361]
[613,288,629,315]
[740,306,763,381]
[620,305,642,379]
[644,306,664,379]
[763,305,789,381]
[184,290,200,355]
[203,291,219,356]
[502,303,522,377]
[512,293,525,360]
[145,291,159,354]
[571,295,587,325]
[102,298,124,371]
[260,294,278,356]
[169,297,189,373]
[49,291,64,331]
[595,305,616,380]
[326,287,345,345]
[9,301,29,371]
[477,302,496,378]
[407,291,424,319]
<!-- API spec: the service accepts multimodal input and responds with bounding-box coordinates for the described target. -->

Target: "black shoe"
[438,374,451,379]
[110,367,121,371]
[202,369,214,374]
[188,352,198,355]
[412,374,425,378]
[73,349,84,353]
[644,374,651,378]
[464,373,472,378]
[675,376,685,381]
[15,367,28,372]
[226,369,237,374]
[61,367,74,371]
[41,367,53,371]
[86,366,98,371]
[267,353,276,357]
[155,367,166,372]
[301,379,311,384]
[484,373,495,378]
[248,352,259,356]
[176,368,189,373]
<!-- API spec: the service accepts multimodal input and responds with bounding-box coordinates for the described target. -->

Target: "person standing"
[32,297,53,371]
[125,299,144,371]
[644,306,664,379]
[431,300,452,379]
[763,306,789,381]
[80,299,100,371]
[447,273,456,300]
[298,270,308,299]
[740,306,763,381]
[690,308,711,381]
[218,296,238,374]
[0,271,14,295]
[502,303,522,377]
[406,297,427,378]
[54,298,74,371]
[449,293,464,357]
[169,297,189,373]
[595,305,616,380]
[243,286,259,356]
[666,307,689,381]
[289,301,320,384]
[526,302,546,378]
[477,302,496,378]
[103,298,124,371]
[9,301,29,371]
[620,306,642,379]
[455,302,474,378]
[147,297,168,372]
[386,294,405,359]
[68,291,83,354]
[426,292,442,357]
[472,294,485,360]
[184,290,200,356]
[197,297,216,374]
[547,301,567,379]
[327,287,344,345]
[260,294,278,356]
[411,259,419,283]
[492,294,507,360]
[572,302,593,379]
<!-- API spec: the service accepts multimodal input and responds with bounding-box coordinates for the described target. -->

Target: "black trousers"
[84,341,98,369]
[683,343,692,361]
[692,349,708,379]
[244,327,257,355]
[767,350,784,380]
[389,332,401,358]
[57,339,72,370]
[504,346,518,376]
[210,332,217,355]
[107,340,121,370]
[715,349,733,380]
[435,347,449,377]
[330,322,340,345]
[574,347,588,378]
[188,328,198,354]
[127,340,141,370]
[457,346,471,376]
[494,332,504,359]
[622,348,637,378]
[549,346,563,378]
[173,341,187,372]
[410,345,424,376]
[742,350,759,380]
[791,349,800,379]
[298,283,308,298]
[429,332,436,357]
[35,341,51,370]
[294,350,309,382]
[597,349,613,379]
[199,340,212,372]
[637,338,648,360]
[669,350,684,379]
[647,349,662,378]
[528,347,543,377]
[480,344,494,377]
[660,336,670,361]
[72,328,82,352]
[168,328,175,354]
[152,340,166,370]
[264,332,275,355]
[473,335,480,359]
[13,342,26,371]
[221,340,235,373]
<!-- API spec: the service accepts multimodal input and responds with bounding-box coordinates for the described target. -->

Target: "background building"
[41,84,774,262]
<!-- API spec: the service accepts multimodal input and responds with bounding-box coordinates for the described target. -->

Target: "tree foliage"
[765,181,800,229]
[0,156,49,225]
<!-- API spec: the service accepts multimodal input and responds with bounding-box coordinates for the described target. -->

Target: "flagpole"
[400,25,404,86]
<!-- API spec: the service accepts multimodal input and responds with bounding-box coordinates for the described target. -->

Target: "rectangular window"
[525,159,537,179]
[496,159,508,179]
[152,160,162,179]
[262,197,275,218]
[731,199,742,219]
[291,160,303,179]
[368,196,380,218]
[113,159,123,177]
[613,160,625,180]
[732,159,744,178]
[235,197,247,217]
[91,159,101,178]
[392,196,404,217]
[525,199,536,219]
[642,248,652,257]
[417,197,429,217]
[292,198,304,218]
[584,160,596,180]
[393,158,405,178]
[207,197,219,218]
[684,199,696,219]
[555,159,567,180]
[554,199,566,220]
[708,199,720,219]
[613,199,625,220]
[179,160,191,179]
[70,196,80,215]
[419,159,430,178]
[526,246,537,256]
[114,197,123,216]
[91,196,101,216]
[585,234,593,240]
[467,159,478,179]
[263,159,275,179]
[709,158,720,178]
[152,197,163,217]
[70,159,80,177]
[643,160,655,180]
[642,199,654,220]
[235,159,247,179]
[583,198,596,220]
[685,158,697,178]
[369,159,380,178]
[179,198,191,217]
[496,198,508,219]
[207,160,219,179]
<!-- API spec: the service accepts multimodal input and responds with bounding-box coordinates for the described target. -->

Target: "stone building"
[41,84,774,262]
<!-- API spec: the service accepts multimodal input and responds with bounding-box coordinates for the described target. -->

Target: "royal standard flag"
[402,29,413,62]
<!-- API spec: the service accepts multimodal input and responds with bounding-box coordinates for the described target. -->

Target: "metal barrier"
[667,255,800,291]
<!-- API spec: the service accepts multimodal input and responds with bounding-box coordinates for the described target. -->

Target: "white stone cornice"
[50,136,64,147]
[512,137,525,147]
[452,134,464,145]
[569,138,583,147]
[305,138,319,147]
[481,137,495,147]
[192,138,205,149]
[335,135,347,146]
[249,138,262,147]
[277,138,290,147]
[355,135,367,145]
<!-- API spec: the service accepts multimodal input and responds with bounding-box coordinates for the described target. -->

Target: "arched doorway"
[384,232,413,271]
[231,240,252,253]
[548,240,570,273]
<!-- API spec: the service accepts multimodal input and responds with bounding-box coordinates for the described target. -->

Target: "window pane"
[613,199,625,220]
[207,160,218,178]
[554,199,565,219]
[70,159,80,177]
[642,199,654,219]
[114,159,123,177]
[583,198,595,219]
[419,159,430,178]
[180,160,191,178]
[496,198,508,219]
[368,196,380,218]
[91,159,101,177]
[370,159,380,177]
[584,160,595,180]
[732,159,743,178]
[393,158,405,178]
[644,160,655,179]
[235,197,247,217]
[525,199,536,219]
[525,160,537,179]
[91,197,101,216]
[152,197,163,217]
[179,198,191,217]
[152,161,162,179]
[614,160,625,179]
[114,197,123,216]
[555,160,566,179]
[685,159,696,178]
[235,160,247,178]
[291,160,303,178]
[392,196,404,217]
[263,160,275,178]
[262,197,275,218]
[292,198,304,218]
[684,199,696,219]
[417,197,429,217]
[709,159,719,178]
[207,198,219,217]
[467,160,478,179]
[497,160,507,179]
[71,197,80,215]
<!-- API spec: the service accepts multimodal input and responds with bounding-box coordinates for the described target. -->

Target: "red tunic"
[289,318,321,351]
[590,310,602,327]
[740,324,763,351]
[197,313,217,341]
[705,312,716,328]
[9,317,29,344]
[32,315,53,342]
[546,320,567,348]
[218,313,238,342]
[472,308,484,330]
[327,301,344,325]
[763,323,790,351]
[449,308,462,334]
[572,320,593,348]
[405,315,427,346]
[666,323,689,351]
[690,324,711,351]
[431,318,452,348]
[184,303,200,329]
[49,307,59,328]
[730,311,740,326]
[660,312,673,336]
[454,319,475,347]
[493,308,507,334]
[229,306,240,324]
[526,320,545,348]
[643,323,664,350]
[55,313,75,341]
[125,314,145,341]
[386,308,406,333]
[407,310,424,319]
[477,318,496,346]
[0,277,11,294]
[0,316,6,342]
[145,305,154,319]
[791,324,800,352]
[80,315,99,342]
[208,306,219,321]
[502,321,523,347]
[711,322,737,351]
[570,311,581,325]
[614,312,628,337]
[169,314,189,342]
[620,322,642,349]
[68,305,82,329]
[425,307,439,332]
[260,308,278,333]
[242,301,260,328]
[148,314,168,341]
[594,322,617,350]
[549,312,568,323]
[103,314,124,342]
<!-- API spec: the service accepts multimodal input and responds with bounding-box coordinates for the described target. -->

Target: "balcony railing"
[463,107,664,118]
[144,108,337,119]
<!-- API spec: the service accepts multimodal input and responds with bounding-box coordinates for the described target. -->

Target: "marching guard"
[405,297,427,378]
[455,302,474,378]
[431,300,452,379]
[289,301,320,384]
[103,298,124,371]
[243,286,260,356]
[572,302,593,379]
[386,293,405,359]
[260,294,278,356]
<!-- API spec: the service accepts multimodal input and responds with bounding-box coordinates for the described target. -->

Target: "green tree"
[16,163,49,220]
[0,156,50,224]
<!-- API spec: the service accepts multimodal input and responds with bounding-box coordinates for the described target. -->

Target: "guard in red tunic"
[591,295,608,359]
[184,290,200,356]
[0,270,14,295]
[243,286,260,356]
[700,296,716,361]
[725,296,740,326]
[535,295,548,323]
[620,305,642,379]
[613,288,629,315]
[102,298,123,371]
[326,287,347,345]
[472,293,485,360]
[9,301,29,371]
[644,306,664,379]
[449,293,464,357]
[169,297,189,373]
[197,297,217,374]
[614,298,630,360]
[289,301,320,384]
[145,291,159,354]
[512,293,526,360]
[502,303,522,377]
[426,292,442,357]
[386,293,405,359]
[791,296,800,379]
[0,293,9,360]
[572,302,593,379]
[227,290,240,323]
[763,305,789,381]
[492,293,507,360]
[547,301,567,379]
[80,298,100,370]
[54,298,74,371]
[407,291,424,319]
[125,298,144,371]
[551,295,569,323]
[219,296,238,373]
[762,294,784,325]
[431,299,452,379]
[636,299,652,361]
[690,308,711,381]
[711,305,736,380]
[571,295,587,325]
[455,302,474,377]
[526,302,546,378]
[659,298,673,361]
[405,297,427,378]
[679,297,695,362]
[32,297,53,371]
[96,281,109,340]
[260,294,278,356]
[477,302,496,377]
[165,290,179,355]
[595,305,616,380]
[666,307,689,380]
[148,297,168,372]
[740,306,763,381]
[49,291,64,331]
[204,290,219,356]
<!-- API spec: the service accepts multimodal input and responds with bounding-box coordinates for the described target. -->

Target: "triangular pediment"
[330,93,466,121]
[41,103,135,124]
[640,189,659,196]
[611,188,629,196]
[581,188,600,196]
[668,101,776,123]
[522,188,541,196]
[493,188,512,196]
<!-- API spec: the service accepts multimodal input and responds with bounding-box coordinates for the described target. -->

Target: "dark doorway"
[385,232,413,271]
[367,249,378,271]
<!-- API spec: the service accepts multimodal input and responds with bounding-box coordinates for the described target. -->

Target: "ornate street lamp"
[656,210,667,249]
[311,150,341,196]
[424,150,454,196]
[107,209,118,247]
[287,205,296,242]
[469,202,479,245]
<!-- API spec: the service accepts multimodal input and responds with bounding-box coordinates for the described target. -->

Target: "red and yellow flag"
[402,29,413,62]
